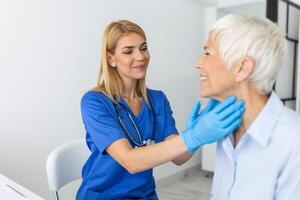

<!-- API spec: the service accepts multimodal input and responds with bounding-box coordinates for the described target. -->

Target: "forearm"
[171,152,193,165]
[165,134,193,165]
[124,135,188,173]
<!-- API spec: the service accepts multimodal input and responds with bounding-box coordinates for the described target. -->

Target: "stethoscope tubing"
[114,95,155,147]
[116,110,144,147]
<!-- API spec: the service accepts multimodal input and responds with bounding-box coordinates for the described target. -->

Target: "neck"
[215,82,269,145]
[121,77,138,101]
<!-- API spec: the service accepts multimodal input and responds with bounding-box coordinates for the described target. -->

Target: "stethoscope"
[114,96,155,148]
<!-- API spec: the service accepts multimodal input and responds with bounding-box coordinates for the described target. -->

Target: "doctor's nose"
[134,50,147,61]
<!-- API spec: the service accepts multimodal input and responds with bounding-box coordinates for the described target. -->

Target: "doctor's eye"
[123,50,133,55]
[203,51,210,56]
[140,46,148,51]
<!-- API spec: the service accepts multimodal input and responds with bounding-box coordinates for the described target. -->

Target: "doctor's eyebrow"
[122,42,147,50]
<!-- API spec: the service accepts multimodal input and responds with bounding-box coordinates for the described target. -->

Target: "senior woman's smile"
[195,34,236,100]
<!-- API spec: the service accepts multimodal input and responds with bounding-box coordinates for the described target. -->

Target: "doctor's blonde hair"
[94,20,149,104]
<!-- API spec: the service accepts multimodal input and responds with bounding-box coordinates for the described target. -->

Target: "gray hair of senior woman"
[209,13,286,95]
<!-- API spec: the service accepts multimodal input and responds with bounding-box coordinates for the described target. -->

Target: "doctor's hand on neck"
[180,96,245,153]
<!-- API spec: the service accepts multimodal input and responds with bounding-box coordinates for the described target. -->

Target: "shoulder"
[277,107,300,165]
[278,107,300,135]
[81,91,111,106]
[147,88,173,115]
[147,88,168,102]
[81,91,115,116]
[274,106,300,148]
[147,88,164,98]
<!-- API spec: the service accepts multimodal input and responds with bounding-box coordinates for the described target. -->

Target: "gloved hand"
[185,99,220,130]
[180,96,244,153]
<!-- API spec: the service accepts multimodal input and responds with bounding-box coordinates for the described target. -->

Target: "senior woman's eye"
[203,51,210,56]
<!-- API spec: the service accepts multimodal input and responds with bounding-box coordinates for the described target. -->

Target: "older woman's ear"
[235,56,256,83]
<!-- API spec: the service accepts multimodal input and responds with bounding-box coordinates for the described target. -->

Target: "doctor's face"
[195,34,236,99]
[109,32,150,81]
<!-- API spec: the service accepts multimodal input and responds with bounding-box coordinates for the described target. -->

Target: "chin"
[134,73,147,80]
[200,90,209,98]
[200,86,214,98]
[200,88,224,101]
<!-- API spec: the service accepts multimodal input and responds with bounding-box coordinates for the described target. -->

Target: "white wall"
[217,0,264,8]
[0,0,208,199]
[217,1,266,18]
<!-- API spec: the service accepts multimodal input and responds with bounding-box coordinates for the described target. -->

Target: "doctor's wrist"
[179,129,203,154]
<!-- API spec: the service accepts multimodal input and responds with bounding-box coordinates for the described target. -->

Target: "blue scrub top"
[76,89,178,200]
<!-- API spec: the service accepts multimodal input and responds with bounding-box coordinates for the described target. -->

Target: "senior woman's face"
[195,35,236,99]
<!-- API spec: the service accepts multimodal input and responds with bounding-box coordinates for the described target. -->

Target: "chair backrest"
[46,139,90,192]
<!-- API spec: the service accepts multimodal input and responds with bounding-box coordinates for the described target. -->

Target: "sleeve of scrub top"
[81,92,126,154]
[160,91,178,139]
[275,139,300,199]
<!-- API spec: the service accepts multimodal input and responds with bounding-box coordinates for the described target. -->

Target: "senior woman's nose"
[194,57,204,69]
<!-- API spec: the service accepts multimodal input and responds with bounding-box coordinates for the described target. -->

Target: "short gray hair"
[210,13,285,94]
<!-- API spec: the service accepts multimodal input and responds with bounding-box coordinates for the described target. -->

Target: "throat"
[233,126,246,147]
[123,96,143,116]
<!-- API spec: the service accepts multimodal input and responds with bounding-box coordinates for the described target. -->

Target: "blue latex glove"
[185,99,220,130]
[180,96,244,153]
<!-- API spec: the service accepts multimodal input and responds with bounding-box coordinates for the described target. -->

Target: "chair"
[46,139,90,200]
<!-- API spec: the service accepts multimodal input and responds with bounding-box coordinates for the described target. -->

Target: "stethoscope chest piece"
[144,139,156,146]
[115,99,155,148]
[134,139,155,148]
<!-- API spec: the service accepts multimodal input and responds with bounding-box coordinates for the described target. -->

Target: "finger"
[189,101,201,119]
[213,96,237,113]
[225,118,243,134]
[202,99,219,115]
[220,107,245,128]
[218,100,244,120]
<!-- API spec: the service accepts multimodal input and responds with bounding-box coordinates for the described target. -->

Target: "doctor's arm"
[165,99,225,166]
[106,134,189,174]
[106,97,244,174]
[165,134,193,165]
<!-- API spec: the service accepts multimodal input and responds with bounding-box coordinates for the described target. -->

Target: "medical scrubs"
[76,89,178,200]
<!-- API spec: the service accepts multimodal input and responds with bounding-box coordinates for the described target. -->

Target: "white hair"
[210,13,286,94]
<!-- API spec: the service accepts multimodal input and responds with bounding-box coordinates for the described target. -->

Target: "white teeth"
[200,76,207,81]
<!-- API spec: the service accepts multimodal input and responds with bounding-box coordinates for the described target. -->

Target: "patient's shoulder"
[281,107,300,125]
[276,106,300,138]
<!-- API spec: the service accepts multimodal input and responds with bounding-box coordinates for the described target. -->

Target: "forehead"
[205,32,219,51]
[116,32,146,47]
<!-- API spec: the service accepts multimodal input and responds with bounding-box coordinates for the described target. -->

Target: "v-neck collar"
[118,97,146,119]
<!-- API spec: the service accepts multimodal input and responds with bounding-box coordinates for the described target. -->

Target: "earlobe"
[236,56,255,83]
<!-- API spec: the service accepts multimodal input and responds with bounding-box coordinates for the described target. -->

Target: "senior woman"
[194,14,300,200]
